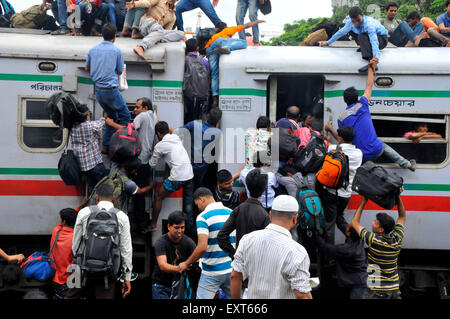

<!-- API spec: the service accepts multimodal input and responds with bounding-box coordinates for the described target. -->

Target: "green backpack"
[86,168,130,212]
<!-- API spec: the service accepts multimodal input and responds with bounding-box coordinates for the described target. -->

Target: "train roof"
[0,29,448,75]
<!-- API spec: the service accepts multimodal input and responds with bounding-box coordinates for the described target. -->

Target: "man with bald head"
[275,106,301,138]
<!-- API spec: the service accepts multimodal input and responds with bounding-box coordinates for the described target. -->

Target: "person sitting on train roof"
[104,0,126,32]
[121,0,145,38]
[379,2,401,36]
[70,105,108,194]
[147,121,195,236]
[421,16,449,47]
[49,208,77,299]
[132,14,185,60]
[319,6,388,73]
[50,0,70,35]
[403,123,443,144]
[350,192,406,299]
[85,22,131,153]
[337,65,416,171]
[66,0,83,36]
[204,20,265,106]
[437,0,450,37]
[0,248,24,264]
[387,11,428,47]
[152,211,197,299]
[76,0,109,36]
[175,0,222,32]
[10,1,58,31]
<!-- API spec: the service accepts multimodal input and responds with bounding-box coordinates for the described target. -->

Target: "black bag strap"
[49,228,62,257]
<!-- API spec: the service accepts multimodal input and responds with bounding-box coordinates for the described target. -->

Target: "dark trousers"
[131,163,152,231]
[354,33,388,61]
[184,95,209,124]
[364,289,402,299]
[321,191,350,245]
[182,179,196,241]
[65,275,116,299]
[84,163,107,195]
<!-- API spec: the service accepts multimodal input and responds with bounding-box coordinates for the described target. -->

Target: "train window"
[19,97,67,152]
[372,113,448,166]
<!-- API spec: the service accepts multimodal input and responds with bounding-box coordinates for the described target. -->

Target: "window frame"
[17,95,68,153]
[372,112,449,169]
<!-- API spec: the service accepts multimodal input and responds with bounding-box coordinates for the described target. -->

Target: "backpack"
[0,0,14,27]
[293,132,326,174]
[86,168,131,212]
[196,27,216,55]
[316,145,350,189]
[270,128,300,159]
[170,271,193,299]
[183,55,210,100]
[75,205,121,287]
[46,92,88,129]
[352,161,403,209]
[311,19,341,39]
[418,37,442,47]
[294,176,324,237]
[258,0,271,15]
[108,123,142,163]
[10,5,49,29]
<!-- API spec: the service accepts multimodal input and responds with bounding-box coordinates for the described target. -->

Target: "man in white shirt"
[321,125,363,245]
[67,183,133,299]
[230,195,312,299]
[147,121,195,237]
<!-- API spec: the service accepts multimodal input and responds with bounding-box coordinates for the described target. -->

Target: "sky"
[12,0,333,39]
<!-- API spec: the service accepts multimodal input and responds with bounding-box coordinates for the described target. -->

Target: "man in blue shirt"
[320,6,388,73]
[437,0,450,37]
[86,23,131,152]
[338,65,416,171]
[176,107,222,191]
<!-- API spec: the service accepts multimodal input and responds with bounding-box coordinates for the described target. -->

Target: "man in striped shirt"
[179,187,235,299]
[230,195,312,299]
[350,193,406,299]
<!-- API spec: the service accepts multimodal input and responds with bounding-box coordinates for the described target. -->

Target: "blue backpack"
[294,176,324,237]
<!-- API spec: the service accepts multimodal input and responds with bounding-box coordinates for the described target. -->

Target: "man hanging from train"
[204,20,265,105]
[85,22,131,154]
[319,6,388,73]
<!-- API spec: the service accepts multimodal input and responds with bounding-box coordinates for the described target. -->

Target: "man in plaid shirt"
[70,105,107,193]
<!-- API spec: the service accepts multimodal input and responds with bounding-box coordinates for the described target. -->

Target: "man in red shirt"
[49,208,78,299]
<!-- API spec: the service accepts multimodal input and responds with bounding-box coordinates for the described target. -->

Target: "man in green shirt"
[350,191,406,299]
[379,2,401,35]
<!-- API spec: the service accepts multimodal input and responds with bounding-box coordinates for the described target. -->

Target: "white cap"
[271,195,299,212]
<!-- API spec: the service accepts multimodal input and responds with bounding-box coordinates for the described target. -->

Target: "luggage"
[295,176,324,237]
[58,149,82,186]
[269,128,300,159]
[316,145,349,189]
[293,132,326,173]
[74,206,121,287]
[0,0,14,27]
[352,161,404,209]
[301,28,328,46]
[86,167,131,212]
[170,271,193,299]
[258,0,271,15]
[196,27,216,54]
[108,123,142,163]
[46,92,88,129]
[183,55,210,100]
[20,230,61,282]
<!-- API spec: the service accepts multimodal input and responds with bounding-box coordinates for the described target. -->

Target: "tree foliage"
[265,0,447,46]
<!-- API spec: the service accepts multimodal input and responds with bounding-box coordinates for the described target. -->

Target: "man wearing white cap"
[230,195,312,299]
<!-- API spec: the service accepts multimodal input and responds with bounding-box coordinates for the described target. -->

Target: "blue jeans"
[123,7,145,29]
[51,0,68,28]
[236,0,259,43]
[106,3,116,26]
[389,21,424,47]
[206,38,248,96]
[375,142,410,168]
[349,284,367,299]
[94,88,131,147]
[196,273,231,299]
[176,0,222,31]
[78,3,109,27]
[152,284,172,299]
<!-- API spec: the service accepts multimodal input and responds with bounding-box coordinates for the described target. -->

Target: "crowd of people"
[1,1,447,300]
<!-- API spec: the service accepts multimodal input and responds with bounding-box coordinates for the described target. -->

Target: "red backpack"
[108,123,142,163]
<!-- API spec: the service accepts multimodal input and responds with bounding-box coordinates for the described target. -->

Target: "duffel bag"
[109,123,142,163]
[352,161,403,209]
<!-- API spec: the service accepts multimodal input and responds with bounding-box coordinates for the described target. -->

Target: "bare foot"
[133,46,148,60]
[131,29,143,39]
[121,27,130,37]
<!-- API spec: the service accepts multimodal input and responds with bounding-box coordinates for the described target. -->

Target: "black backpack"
[58,135,82,186]
[108,123,142,163]
[258,0,271,15]
[270,128,300,159]
[46,92,88,129]
[170,271,193,299]
[75,206,121,287]
[311,18,340,39]
[352,161,404,209]
[0,0,14,27]
[196,27,216,55]
[293,132,327,174]
[183,55,210,100]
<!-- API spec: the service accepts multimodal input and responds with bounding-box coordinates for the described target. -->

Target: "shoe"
[358,65,378,73]
[408,159,416,172]
[51,27,70,35]
[356,48,361,52]
[213,47,231,55]
[118,272,139,282]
